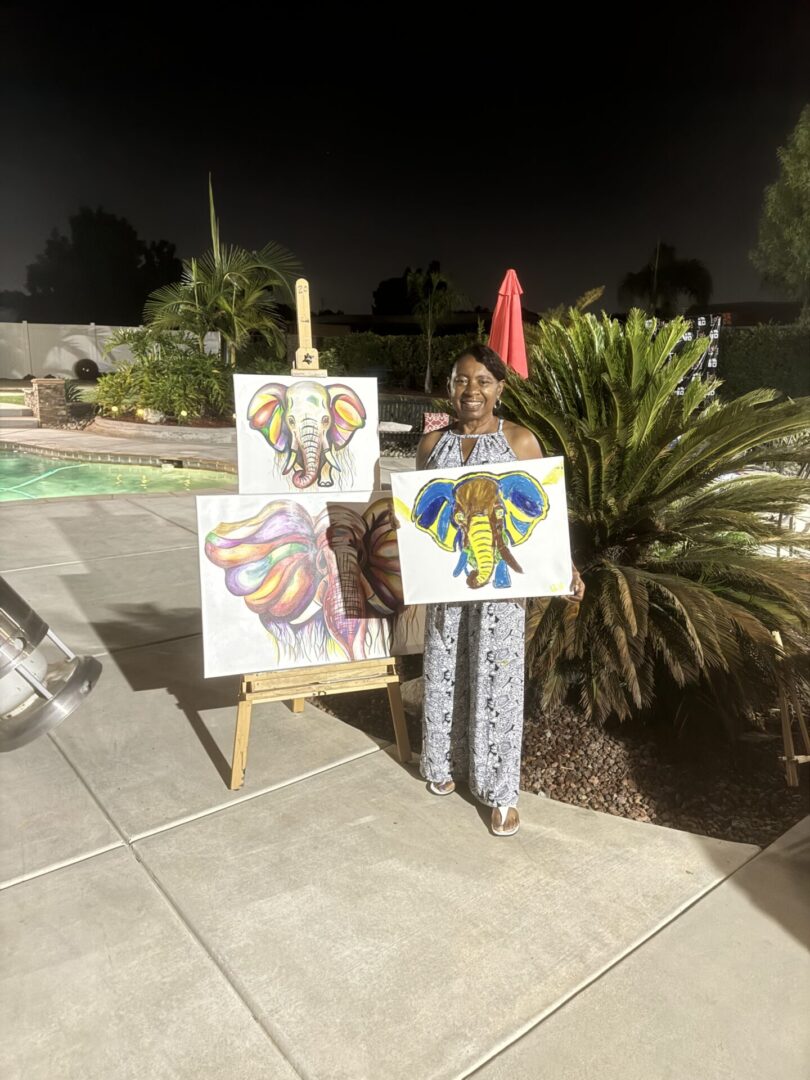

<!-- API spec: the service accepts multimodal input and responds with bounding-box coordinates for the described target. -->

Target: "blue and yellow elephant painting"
[412,471,549,590]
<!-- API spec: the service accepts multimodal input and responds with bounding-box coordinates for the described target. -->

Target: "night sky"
[3,6,809,316]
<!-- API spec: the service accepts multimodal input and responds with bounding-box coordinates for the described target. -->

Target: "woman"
[415,344,584,837]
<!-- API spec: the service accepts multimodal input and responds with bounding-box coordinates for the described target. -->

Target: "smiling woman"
[410,343,585,838]
[0,450,235,501]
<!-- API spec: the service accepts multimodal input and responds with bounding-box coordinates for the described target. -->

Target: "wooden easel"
[231,658,411,789]
[229,278,412,789]
[772,632,810,790]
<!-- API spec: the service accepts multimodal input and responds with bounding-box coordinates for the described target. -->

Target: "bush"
[96,328,232,420]
[505,309,810,734]
[320,332,474,389]
[235,334,291,375]
[719,324,810,399]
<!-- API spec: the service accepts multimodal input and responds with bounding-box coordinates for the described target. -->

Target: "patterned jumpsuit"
[421,420,526,808]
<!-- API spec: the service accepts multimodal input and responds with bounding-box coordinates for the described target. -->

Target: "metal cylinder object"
[0,576,102,751]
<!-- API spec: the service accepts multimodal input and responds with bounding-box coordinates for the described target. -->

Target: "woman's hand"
[565,564,585,603]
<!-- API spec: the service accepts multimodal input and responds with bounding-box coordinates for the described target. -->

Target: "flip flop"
[491,805,520,836]
[428,779,456,796]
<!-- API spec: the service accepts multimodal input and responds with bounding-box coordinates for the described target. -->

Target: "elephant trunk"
[292,419,324,489]
[333,547,365,619]
[322,545,367,658]
[466,515,495,588]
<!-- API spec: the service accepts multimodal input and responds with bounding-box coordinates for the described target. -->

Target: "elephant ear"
[327,384,367,448]
[412,479,459,552]
[247,383,289,451]
[499,472,549,546]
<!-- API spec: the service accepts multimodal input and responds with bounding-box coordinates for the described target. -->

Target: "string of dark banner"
[647,314,723,400]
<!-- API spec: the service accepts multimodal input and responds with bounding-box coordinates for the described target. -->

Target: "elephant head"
[205,497,403,663]
[314,499,403,658]
[247,380,366,489]
[412,471,548,589]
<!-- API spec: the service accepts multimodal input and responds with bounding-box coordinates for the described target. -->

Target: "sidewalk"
[0,460,808,1077]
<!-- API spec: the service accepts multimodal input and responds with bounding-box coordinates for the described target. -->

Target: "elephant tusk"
[325,448,341,471]
[500,544,522,572]
[281,448,296,474]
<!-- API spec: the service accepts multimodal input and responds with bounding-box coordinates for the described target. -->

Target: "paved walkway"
[0,434,807,1078]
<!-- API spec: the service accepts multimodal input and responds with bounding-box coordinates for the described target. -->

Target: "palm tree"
[505,309,810,731]
[144,178,300,367]
[407,262,467,393]
[619,243,712,317]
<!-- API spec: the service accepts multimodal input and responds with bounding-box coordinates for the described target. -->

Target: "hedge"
[719,325,809,399]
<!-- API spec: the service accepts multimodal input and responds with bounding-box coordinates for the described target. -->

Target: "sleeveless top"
[425,418,517,469]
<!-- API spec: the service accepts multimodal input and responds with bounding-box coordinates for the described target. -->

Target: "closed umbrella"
[489,268,528,378]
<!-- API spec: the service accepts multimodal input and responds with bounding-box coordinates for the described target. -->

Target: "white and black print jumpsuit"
[421,421,526,807]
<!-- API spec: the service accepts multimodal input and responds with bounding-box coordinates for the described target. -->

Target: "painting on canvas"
[391,457,572,606]
[234,374,380,495]
[197,491,401,677]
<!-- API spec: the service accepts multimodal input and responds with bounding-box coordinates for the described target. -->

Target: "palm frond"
[505,308,810,731]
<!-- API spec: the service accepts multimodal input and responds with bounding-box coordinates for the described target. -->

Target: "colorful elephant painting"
[247,380,366,490]
[204,497,402,666]
[412,471,548,589]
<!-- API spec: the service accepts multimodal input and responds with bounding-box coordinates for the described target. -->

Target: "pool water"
[0,451,236,501]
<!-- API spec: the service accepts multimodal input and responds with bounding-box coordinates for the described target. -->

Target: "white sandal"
[491,805,520,836]
[428,779,456,796]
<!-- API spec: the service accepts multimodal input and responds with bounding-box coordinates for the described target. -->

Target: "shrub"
[719,324,810,400]
[505,309,810,732]
[96,328,232,420]
[320,333,474,389]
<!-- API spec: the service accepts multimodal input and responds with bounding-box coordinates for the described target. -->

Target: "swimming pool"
[0,450,237,501]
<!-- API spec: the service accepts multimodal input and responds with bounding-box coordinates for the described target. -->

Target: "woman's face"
[448,355,504,423]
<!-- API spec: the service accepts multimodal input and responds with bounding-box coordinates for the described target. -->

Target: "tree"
[506,309,810,732]
[144,178,300,368]
[750,105,810,317]
[371,271,413,315]
[407,261,467,393]
[24,207,181,324]
[619,243,712,317]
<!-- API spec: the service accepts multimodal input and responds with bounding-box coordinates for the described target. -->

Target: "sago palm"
[504,309,810,729]
[144,178,300,367]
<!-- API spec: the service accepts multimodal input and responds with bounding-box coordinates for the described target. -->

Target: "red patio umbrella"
[489,268,528,378]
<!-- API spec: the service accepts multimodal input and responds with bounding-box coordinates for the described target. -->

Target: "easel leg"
[230,697,253,790]
[387,682,412,764]
[778,685,800,787]
[291,697,305,713]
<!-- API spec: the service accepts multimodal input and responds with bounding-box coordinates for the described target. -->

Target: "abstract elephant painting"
[391,457,573,605]
[234,375,380,494]
[196,492,402,677]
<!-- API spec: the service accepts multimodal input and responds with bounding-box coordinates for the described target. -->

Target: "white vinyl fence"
[0,323,221,380]
[0,322,132,379]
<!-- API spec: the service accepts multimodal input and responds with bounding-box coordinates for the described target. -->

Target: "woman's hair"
[450,343,507,382]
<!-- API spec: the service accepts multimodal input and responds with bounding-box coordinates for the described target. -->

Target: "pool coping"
[0,441,238,505]
[0,440,237,474]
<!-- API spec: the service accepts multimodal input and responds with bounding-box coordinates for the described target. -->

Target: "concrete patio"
[0,435,808,1079]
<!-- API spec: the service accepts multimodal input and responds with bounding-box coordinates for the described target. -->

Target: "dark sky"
[3,6,809,315]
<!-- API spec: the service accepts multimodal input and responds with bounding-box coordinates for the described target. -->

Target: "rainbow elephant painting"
[234,375,379,495]
[391,458,573,606]
[197,492,402,677]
